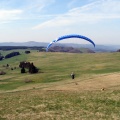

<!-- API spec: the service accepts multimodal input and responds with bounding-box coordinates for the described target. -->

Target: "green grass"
[0,89,120,120]
[0,50,120,119]
[0,51,120,91]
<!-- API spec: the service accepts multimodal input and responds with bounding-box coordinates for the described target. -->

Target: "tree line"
[0,52,20,60]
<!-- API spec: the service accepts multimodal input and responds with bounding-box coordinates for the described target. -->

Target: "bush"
[5,52,20,59]
[0,71,6,75]
[11,68,13,70]
[0,56,4,61]
[29,63,38,74]
[21,67,25,73]
[19,61,38,74]
[25,51,30,54]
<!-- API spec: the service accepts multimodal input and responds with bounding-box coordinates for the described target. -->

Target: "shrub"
[21,67,25,73]
[0,56,4,61]
[19,61,38,74]
[29,63,38,74]
[11,68,13,70]
[5,52,20,59]
[0,71,6,75]
[25,51,30,54]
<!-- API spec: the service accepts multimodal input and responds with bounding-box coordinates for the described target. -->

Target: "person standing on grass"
[71,72,75,79]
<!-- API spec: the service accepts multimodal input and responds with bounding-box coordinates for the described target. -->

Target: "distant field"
[0,50,120,119]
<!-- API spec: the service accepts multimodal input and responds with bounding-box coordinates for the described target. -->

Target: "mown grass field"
[0,50,120,120]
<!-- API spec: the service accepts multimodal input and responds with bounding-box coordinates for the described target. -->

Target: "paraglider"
[46,34,95,51]
[46,40,57,52]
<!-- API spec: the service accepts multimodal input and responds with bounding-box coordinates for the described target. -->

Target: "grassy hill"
[0,51,120,119]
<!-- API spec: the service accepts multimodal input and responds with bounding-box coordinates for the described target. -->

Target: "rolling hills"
[0,50,120,119]
[0,41,120,52]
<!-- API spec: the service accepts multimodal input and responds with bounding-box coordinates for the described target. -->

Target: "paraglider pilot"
[71,72,75,79]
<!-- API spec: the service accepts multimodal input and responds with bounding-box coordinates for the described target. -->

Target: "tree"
[21,67,25,73]
[19,61,38,74]
[5,52,20,59]
[25,51,30,54]
[0,56,4,61]
[29,63,38,74]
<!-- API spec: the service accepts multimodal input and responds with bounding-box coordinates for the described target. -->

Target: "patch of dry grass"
[0,88,120,120]
[42,72,120,92]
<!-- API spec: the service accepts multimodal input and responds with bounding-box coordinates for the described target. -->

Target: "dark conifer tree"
[21,67,25,73]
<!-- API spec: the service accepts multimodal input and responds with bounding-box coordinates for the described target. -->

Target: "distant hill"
[0,41,120,52]
[0,41,48,47]
[48,46,82,53]
[48,46,95,53]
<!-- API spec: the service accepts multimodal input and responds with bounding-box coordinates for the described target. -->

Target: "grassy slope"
[0,51,120,119]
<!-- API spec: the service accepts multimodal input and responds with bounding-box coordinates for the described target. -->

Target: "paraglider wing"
[46,40,57,51]
[56,34,95,47]
[46,34,95,51]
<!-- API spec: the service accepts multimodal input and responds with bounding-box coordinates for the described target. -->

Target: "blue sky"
[0,0,120,45]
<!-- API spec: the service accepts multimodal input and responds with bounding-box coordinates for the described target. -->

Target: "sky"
[0,0,120,45]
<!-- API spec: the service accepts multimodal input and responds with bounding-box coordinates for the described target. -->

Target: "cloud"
[67,0,79,8]
[33,0,120,29]
[0,0,55,22]
[69,0,120,14]
[23,0,55,12]
[33,15,74,29]
[0,9,22,22]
